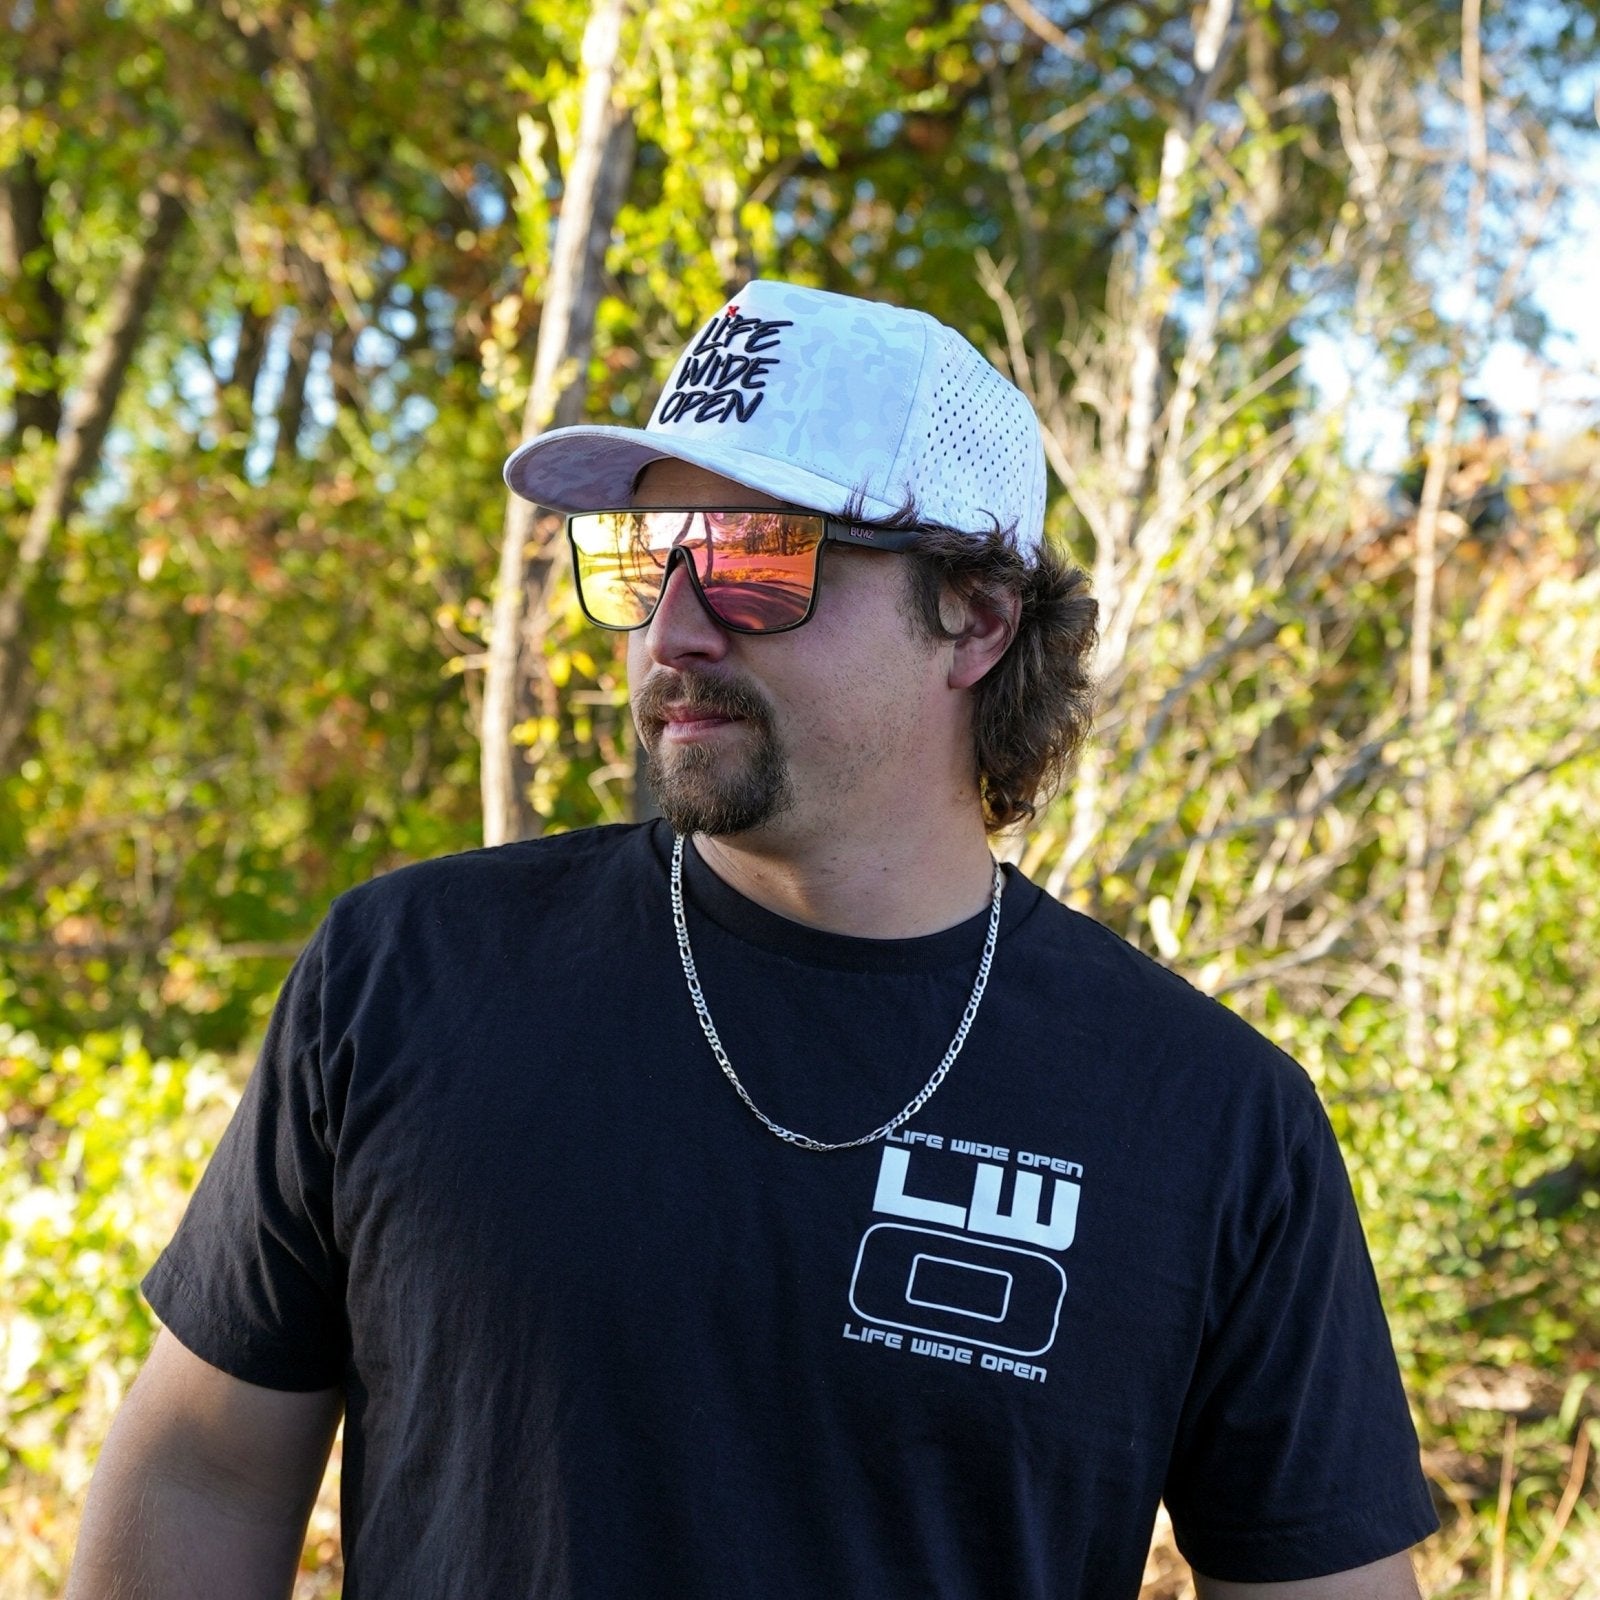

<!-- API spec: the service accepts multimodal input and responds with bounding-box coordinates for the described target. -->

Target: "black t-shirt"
[144,821,1436,1597]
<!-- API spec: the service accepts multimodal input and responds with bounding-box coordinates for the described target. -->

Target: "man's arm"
[1196,1551,1423,1599]
[66,1327,342,1600]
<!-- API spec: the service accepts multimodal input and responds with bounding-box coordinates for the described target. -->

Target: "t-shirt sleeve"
[1163,1088,1438,1581]
[142,922,349,1391]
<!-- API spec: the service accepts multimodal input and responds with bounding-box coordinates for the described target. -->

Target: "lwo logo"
[873,1147,1080,1250]
[848,1147,1078,1358]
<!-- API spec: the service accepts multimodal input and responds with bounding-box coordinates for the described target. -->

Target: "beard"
[632,671,796,837]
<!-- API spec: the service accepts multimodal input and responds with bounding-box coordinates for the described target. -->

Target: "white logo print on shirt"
[842,1132,1083,1383]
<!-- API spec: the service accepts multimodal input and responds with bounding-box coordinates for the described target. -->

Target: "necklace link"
[670,834,1004,1153]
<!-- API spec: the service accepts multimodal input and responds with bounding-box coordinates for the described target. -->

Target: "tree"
[970,3,1600,1580]
[1,0,554,1039]
[481,0,636,846]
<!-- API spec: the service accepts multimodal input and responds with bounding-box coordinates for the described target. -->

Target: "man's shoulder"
[325,821,661,936]
[1015,885,1318,1114]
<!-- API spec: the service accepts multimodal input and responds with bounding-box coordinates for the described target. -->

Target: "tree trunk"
[0,151,68,452]
[0,182,186,773]
[481,0,636,847]
[1243,4,1284,238]
[1048,0,1237,900]
[222,305,270,469]
[1401,0,1484,1076]
[273,312,315,471]
[1400,379,1458,1077]
[228,307,270,423]
[1103,0,1236,631]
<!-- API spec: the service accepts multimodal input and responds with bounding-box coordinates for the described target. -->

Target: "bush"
[0,1025,237,1595]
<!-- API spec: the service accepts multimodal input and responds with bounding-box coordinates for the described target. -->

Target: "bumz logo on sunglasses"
[656,308,795,427]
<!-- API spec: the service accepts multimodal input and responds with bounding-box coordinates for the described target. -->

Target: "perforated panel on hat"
[910,324,1045,554]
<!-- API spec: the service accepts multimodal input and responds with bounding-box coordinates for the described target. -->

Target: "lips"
[634,673,772,744]
[660,707,741,739]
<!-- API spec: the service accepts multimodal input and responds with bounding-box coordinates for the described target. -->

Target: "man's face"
[626,461,950,845]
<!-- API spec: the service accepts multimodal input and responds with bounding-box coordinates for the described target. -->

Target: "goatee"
[633,672,795,837]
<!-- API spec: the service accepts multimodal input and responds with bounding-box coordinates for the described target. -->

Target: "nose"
[639,547,730,668]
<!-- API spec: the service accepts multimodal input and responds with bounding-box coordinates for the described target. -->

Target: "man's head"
[504,280,1096,837]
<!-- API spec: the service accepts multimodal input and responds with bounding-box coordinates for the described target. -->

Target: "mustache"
[632,671,775,732]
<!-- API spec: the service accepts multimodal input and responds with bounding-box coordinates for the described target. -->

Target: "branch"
[0,180,188,773]
[1000,0,1087,62]
[1207,714,1600,999]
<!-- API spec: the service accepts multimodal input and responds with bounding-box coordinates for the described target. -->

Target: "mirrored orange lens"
[569,511,825,632]
[569,511,682,629]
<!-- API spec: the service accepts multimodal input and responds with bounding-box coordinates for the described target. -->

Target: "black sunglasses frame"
[566,507,923,636]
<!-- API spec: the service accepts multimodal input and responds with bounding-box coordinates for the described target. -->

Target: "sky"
[1306,63,1600,472]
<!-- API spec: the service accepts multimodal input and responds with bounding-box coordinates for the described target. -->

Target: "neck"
[689,818,998,939]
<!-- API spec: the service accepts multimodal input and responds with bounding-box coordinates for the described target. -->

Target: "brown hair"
[847,494,1099,832]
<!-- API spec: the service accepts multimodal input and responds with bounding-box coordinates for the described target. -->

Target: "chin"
[646,743,796,838]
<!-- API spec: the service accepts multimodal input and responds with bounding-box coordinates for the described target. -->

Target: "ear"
[945,586,1021,691]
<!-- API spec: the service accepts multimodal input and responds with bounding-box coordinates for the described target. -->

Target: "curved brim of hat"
[503,425,902,521]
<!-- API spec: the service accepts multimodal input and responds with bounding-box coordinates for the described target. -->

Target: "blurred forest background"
[3,0,1599,1594]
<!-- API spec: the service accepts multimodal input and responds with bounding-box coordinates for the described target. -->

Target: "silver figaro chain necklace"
[669,832,1004,1153]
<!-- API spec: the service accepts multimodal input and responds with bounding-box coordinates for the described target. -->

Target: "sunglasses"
[566,507,921,635]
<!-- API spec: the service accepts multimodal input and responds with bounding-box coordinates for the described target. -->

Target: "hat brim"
[503,425,904,522]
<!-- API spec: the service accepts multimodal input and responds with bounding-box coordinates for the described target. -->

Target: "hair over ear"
[844,491,1098,832]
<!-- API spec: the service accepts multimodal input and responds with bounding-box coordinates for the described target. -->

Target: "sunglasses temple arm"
[825,521,923,553]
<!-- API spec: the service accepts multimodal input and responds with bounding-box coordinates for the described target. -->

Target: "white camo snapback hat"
[502,280,1047,559]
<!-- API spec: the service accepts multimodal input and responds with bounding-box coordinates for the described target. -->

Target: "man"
[69,280,1437,1598]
